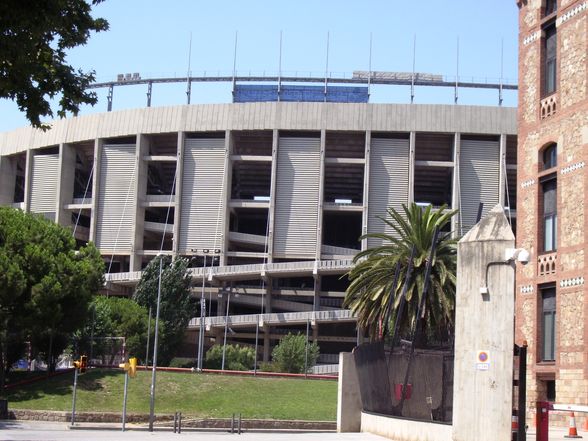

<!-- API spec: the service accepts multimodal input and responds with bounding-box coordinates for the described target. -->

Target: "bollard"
[238,413,242,434]
[173,411,177,433]
[178,412,182,434]
[231,413,235,433]
[537,401,550,441]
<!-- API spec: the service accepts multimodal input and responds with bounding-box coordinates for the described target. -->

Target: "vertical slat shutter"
[273,137,320,258]
[30,154,59,219]
[179,138,226,252]
[459,139,500,233]
[367,138,409,248]
[96,144,137,252]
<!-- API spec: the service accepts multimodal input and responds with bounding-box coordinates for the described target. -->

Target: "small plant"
[204,344,255,371]
[271,333,319,374]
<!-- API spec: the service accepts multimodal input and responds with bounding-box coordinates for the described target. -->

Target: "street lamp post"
[148,255,164,432]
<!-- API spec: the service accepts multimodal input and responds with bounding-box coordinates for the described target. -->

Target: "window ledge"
[538,252,557,276]
[541,94,558,119]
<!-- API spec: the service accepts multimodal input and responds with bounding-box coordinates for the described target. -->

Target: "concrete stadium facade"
[0,102,517,365]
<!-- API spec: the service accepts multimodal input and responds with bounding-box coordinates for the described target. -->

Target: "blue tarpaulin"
[233,84,369,103]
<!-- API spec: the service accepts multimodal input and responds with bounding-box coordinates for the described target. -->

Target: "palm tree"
[344,203,458,344]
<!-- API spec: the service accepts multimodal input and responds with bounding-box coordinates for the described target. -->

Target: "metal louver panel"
[96,144,137,252]
[30,154,59,216]
[273,137,320,258]
[179,138,226,252]
[367,138,409,248]
[459,139,500,234]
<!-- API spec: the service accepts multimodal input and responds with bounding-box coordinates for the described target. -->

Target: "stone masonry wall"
[516,0,588,428]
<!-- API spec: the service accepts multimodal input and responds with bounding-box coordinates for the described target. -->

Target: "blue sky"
[0,0,520,132]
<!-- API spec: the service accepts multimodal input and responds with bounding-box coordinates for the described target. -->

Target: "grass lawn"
[4,369,337,421]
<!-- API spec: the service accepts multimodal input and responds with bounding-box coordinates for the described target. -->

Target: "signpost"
[119,357,138,432]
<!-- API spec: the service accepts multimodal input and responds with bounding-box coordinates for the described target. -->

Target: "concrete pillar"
[408,131,416,204]
[220,130,232,266]
[337,352,362,432]
[315,129,326,260]
[0,155,16,206]
[498,134,507,207]
[451,133,461,237]
[262,277,272,362]
[266,129,279,262]
[56,143,76,227]
[173,132,185,258]
[452,204,515,441]
[23,149,33,212]
[130,134,149,271]
[361,131,371,251]
[89,139,103,243]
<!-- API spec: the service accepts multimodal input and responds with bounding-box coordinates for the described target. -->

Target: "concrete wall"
[337,352,362,432]
[452,205,515,441]
[360,411,452,441]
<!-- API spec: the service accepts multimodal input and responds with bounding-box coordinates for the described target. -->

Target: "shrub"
[168,357,196,368]
[271,333,319,374]
[204,344,255,371]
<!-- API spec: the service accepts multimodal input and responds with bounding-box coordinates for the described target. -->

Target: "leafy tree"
[78,296,151,365]
[0,207,104,387]
[344,203,457,344]
[134,256,196,366]
[0,0,109,129]
[271,333,319,374]
[205,344,255,371]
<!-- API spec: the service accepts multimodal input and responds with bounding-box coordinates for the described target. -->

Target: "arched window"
[542,143,557,170]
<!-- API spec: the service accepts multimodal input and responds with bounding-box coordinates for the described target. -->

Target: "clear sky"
[0,0,520,133]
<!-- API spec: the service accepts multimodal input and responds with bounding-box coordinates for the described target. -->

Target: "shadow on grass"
[5,369,121,403]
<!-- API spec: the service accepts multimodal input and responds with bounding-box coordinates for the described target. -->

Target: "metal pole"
[122,372,129,431]
[411,34,416,104]
[146,306,151,367]
[305,318,310,378]
[254,316,259,375]
[221,291,231,370]
[70,368,78,426]
[148,256,164,432]
[197,254,207,370]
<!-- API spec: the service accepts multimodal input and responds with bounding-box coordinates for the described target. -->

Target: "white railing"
[105,259,355,284]
[189,309,357,329]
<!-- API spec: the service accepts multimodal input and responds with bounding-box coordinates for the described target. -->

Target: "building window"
[542,143,557,170]
[542,177,557,252]
[544,24,557,96]
[541,287,556,361]
[545,0,557,16]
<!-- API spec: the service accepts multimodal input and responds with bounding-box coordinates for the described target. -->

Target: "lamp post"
[220,286,233,371]
[148,255,164,432]
[196,249,209,370]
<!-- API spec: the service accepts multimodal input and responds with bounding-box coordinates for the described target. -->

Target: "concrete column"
[337,352,362,432]
[219,130,233,267]
[315,129,326,260]
[266,129,279,263]
[452,204,515,441]
[361,131,371,251]
[0,155,16,206]
[23,149,33,212]
[173,132,185,258]
[451,133,461,237]
[130,134,149,271]
[313,275,321,312]
[498,134,507,207]
[263,277,273,362]
[408,131,416,204]
[89,139,103,243]
[56,143,76,227]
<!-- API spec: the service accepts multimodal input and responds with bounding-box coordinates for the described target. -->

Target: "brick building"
[516,0,588,419]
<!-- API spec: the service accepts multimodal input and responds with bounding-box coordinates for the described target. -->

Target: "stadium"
[0,76,517,369]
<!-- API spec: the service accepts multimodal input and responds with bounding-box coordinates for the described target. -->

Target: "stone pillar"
[0,155,16,206]
[452,204,515,441]
[56,143,76,227]
[337,352,362,432]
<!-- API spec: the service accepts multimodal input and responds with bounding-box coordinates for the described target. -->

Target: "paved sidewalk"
[0,421,388,441]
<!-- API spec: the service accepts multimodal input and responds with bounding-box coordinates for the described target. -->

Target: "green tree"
[134,256,196,366]
[205,344,255,371]
[78,296,151,365]
[0,0,109,129]
[271,333,320,374]
[344,203,457,343]
[0,207,104,386]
